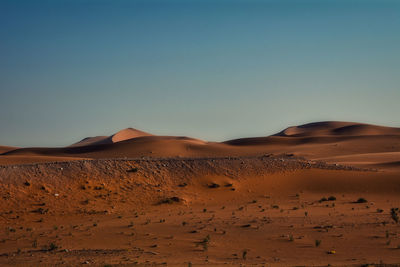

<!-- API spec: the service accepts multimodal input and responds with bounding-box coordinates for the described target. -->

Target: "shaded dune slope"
[2,136,221,159]
[0,146,17,154]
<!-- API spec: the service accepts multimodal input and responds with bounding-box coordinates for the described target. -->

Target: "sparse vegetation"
[319,197,328,203]
[48,242,59,251]
[198,235,210,251]
[289,234,294,242]
[391,208,399,223]
[319,196,336,203]
[208,183,220,188]
[315,239,322,247]
[127,167,138,173]
[242,249,248,259]
[161,196,181,204]
[355,198,367,203]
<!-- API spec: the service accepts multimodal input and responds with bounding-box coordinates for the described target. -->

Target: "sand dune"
[1,122,399,170]
[274,121,400,137]
[2,136,216,160]
[224,122,400,170]
[70,128,153,147]
[1,122,400,266]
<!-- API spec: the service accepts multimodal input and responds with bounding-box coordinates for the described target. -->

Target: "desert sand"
[0,121,400,266]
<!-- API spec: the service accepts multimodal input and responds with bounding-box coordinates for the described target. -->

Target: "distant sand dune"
[70,128,153,147]
[274,121,400,137]
[1,121,399,170]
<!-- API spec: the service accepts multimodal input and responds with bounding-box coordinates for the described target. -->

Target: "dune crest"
[70,127,153,147]
[110,128,153,143]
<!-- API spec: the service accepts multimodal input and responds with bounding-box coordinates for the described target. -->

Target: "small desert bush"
[127,167,138,173]
[160,196,181,204]
[289,234,294,242]
[319,196,336,203]
[319,197,328,203]
[355,198,367,203]
[48,242,58,251]
[391,208,399,223]
[242,249,248,259]
[198,235,210,251]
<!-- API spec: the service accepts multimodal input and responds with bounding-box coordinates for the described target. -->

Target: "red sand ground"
[0,121,399,266]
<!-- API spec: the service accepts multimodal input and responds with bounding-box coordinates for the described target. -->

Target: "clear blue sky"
[1,0,399,147]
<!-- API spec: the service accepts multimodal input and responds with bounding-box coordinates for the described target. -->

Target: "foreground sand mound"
[1,155,400,266]
[0,155,365,215]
